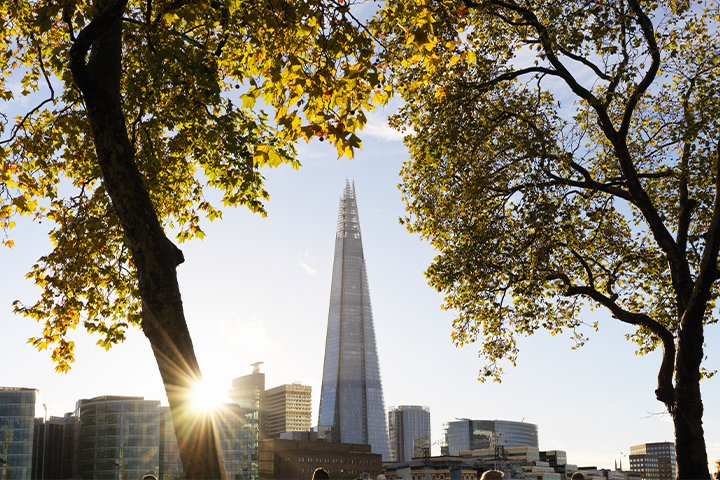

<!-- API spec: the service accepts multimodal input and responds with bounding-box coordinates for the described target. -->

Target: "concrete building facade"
[258,438,382,480]
[265,384,312,439]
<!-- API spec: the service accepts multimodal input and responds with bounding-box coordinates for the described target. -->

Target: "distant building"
[629,442,675,480]
[461,445,540,461]
[0,387,38,480]
[577,467,613,480]
[258,438,382,480]
[441,419,538,456]
[318,183,391,460]
[229,362,267,438]
[540,451,567,469]
[556,463,579,480]
[382,455,474,480]
[523,460,563,480]
[388,406,431,463]
[33,415,73,480]
[265,384,312,439]
[69,395,162,480]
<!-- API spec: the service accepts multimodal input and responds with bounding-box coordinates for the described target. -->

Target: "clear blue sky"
[2,106,719,469]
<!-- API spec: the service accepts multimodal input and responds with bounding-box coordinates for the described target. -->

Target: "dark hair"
[312,467,331,480]
[141,475,157,480]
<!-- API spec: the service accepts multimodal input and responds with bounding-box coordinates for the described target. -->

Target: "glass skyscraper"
[388,406,431,463]
[318,182,391,461]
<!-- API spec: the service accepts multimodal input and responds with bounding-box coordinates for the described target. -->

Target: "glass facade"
[0,387,37,480]
[388,406,431,462]
[71,396,161,480]
[441,420,538,455]
[318,182,391,461]
[160,404,260,480]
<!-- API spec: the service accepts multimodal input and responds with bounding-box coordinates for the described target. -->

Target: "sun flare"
[190,379,227,412]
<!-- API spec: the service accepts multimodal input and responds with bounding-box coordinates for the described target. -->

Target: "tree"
[376,0,719,476]
[1,0,383,477]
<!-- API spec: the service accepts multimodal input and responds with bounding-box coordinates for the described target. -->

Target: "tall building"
[388,406,431,462]
[0,387,38,480]
[441,419,538,456]
[265,384,312,439]
[318,182,391,460]
[629,442,675,480]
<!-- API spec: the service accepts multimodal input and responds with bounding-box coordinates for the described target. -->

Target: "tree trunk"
[68,1,226,478]
[673,309,709,480]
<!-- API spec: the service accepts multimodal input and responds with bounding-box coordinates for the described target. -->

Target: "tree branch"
[459,66,559,94]
[547,273,676,407]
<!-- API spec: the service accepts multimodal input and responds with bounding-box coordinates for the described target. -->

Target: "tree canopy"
[376,0,720,475]
[1,0,383,370]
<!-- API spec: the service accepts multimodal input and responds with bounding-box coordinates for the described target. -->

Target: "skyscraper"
[388,406,431,462]
[318,182,391,460]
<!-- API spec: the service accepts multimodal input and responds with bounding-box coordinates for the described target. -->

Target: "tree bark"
[673,310,709,479]
[68,0,226,478]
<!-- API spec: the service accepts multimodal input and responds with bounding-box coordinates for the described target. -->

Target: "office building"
[388,406,431,462]
[161,402,261,480]
[541,450,567,469]
[265,384,312,439]
[229,362,266,439]
[258,438,382,480]
[69,395,162,480]
[0,387,38,480]
[629,442,675,480]
[317,182,391,460]
[441,419,538,456]
[33,415,73,480]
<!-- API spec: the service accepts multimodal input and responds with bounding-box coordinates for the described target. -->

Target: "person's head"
[571,473,585,480]
[312,467,330,480]
[480,470,504,480]
[141,475,157,480]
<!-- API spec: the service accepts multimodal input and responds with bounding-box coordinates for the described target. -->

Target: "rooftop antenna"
[251,361,264,373]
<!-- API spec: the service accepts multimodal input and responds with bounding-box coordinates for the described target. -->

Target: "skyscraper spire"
[318,182,391,460]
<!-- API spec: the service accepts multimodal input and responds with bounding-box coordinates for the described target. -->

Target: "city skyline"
[3,113,720,469]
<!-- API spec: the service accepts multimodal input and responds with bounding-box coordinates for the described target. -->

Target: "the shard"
[318,182,391,461]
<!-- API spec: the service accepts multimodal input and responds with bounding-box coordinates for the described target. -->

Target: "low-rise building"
[258,438,382,479]
[383,455,473,480]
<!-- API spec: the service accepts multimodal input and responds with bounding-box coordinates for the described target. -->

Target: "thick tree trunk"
[673,310,709,479]
[68,1,226,478]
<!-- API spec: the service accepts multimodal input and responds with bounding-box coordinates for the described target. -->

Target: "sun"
[190,379,227,412]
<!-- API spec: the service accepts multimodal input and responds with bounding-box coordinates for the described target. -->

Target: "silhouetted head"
[141,475,157,480]
[480,470,504,480]
[313,467,331,480]
[571,473,585,480]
